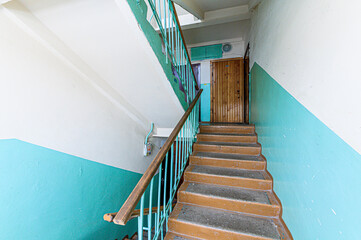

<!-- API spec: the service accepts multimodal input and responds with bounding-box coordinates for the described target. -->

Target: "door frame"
[210,57,248,123]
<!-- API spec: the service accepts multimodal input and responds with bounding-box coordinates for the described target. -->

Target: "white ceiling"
[194,0,250,12]
[173,0,251,34]
[183,19,250,45]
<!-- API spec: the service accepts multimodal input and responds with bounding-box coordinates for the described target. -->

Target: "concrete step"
[190,151,266,170]
[178,182,280,217]
[193,141,261,155]
[164,232,195,240]
[168,203,289,240]
[184,165,272,190]
[197,132,257,143]
[200,123,255,135]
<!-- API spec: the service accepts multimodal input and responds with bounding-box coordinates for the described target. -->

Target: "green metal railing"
[103,2,201,238]
[147,0,198,103]
[104,90,202,240]
[137,95,200,240]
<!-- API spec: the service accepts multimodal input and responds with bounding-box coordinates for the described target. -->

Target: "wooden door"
[211,58,244,123]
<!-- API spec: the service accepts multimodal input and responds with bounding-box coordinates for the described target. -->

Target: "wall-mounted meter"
[144,123,154,156]
[144,142,152,156]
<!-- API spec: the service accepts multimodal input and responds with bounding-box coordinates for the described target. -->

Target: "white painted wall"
[0,0,186,173]
[250,0,361,154]
[13,0,184,128]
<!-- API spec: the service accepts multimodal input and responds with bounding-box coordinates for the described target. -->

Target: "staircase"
[165,123,292,240]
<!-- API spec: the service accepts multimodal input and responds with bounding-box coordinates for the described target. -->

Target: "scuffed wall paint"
[250,63,361,239]
[0,139,141,239]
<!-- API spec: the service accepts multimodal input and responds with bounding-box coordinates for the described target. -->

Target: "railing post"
[155,162,162,235]
[138,195,144,240]
[169,144,174,212]
[147,178,153,240]
[163,152,168,231]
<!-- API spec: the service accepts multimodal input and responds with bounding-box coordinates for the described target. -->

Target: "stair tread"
[193,152,263,161]
[198,132,256,136]
[184,182,271,204]
[196,141,260,147]
[200,122,253,126]
[189,165,265,180]
[165,232,193,240]
[174,204,280,240]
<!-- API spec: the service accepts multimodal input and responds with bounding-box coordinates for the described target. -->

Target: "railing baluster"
[174,136,177,190]
[138,195,145,240]
[106,91,203,240]
[182,125,186,170]
[186,119,189,165]
[146,0,198,105]
[177,30,180,73]
[148,178,154,240]
[163,152,168,232]
[184,119,187,166]
[185,119,189,167]
[188,118,190,160]
[171,7,174,62]
[108,2,204,237]
[155,162,162,235]
[167,1,170,54]
[177,132,181,181]
[169,145,174,212]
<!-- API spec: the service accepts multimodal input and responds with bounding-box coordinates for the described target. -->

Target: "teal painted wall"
[250,63,361,239]
[200,83,211,122]
[126,0,188,110]
[0,139,150,240]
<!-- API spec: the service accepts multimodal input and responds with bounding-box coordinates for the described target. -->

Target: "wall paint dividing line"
[0,139,146,240]
[250,63,361,239]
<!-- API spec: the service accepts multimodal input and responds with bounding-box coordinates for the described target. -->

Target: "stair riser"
[200,126,255,135]
[178,192,280,217]
[168,219,272,240]
[164,232,192,240]
[190,156,265,170]
[185,172,272,190]
[194,144,261,155]
[197,134,257,143]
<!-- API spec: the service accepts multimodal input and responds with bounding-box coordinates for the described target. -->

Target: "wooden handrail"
[112,90,202,225]
[104,205,169,223]
[171,1,199,91]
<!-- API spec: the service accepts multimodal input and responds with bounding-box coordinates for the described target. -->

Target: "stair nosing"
[180,183,276,206]
[187,171,271,182]
[186,166,270,181]
[191,152,265,161]
[197,132,257,136]
[170,203,280,240]
[195,142,261,147]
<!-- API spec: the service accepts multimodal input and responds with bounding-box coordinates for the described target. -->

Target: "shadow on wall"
[126,0,188,110]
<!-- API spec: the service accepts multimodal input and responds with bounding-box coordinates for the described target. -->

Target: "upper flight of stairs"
[165,123,292,240]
